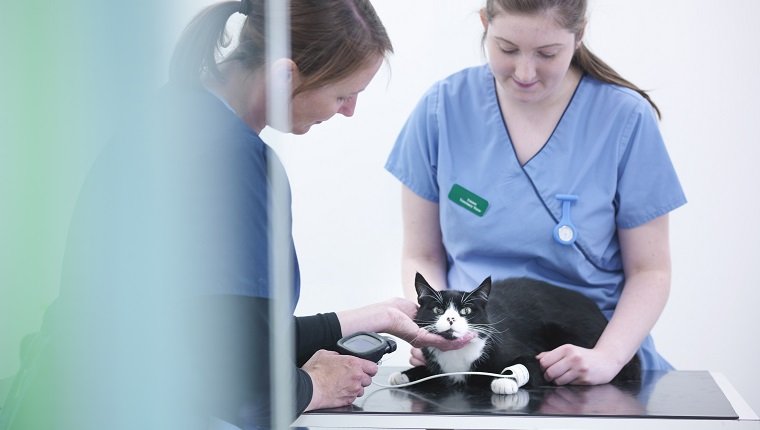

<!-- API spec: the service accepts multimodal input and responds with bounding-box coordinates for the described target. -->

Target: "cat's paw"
[491,377,519,395]
[388,371,410,386]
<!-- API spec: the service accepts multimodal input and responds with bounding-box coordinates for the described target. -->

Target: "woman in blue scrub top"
[386,0,686,386]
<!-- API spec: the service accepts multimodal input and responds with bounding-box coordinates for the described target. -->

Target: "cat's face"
[414,273,491,340]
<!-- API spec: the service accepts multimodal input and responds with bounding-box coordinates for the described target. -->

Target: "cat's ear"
[471,276,492,301]
[414,272,439,301]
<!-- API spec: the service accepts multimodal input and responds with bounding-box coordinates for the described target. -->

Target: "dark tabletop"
[306,367,738,420]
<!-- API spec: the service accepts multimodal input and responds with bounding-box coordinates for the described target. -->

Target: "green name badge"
[448,184,489,217]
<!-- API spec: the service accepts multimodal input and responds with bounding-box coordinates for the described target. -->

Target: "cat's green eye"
[459,307,472,316]
[433,307,444,315]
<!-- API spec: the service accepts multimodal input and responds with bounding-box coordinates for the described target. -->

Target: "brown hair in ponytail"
[170,0,393,96]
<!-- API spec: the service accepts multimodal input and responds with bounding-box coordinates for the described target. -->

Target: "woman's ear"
[270,58,298,86]
[575,24,586,50]
[479,8,489,31]
[267,58,298,132]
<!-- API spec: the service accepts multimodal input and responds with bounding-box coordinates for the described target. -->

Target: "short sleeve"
[615,103,687,228]
[385,85,442,202]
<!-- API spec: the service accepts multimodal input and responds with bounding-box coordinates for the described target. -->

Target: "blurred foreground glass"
[0,1,294,429]
[266,0,295,429]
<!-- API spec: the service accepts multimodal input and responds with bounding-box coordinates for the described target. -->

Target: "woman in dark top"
[0,1,470,430]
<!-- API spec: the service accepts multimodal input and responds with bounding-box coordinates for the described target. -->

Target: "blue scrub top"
[386,65,686,369]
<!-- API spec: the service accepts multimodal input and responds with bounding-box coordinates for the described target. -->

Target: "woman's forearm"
[595,269,671,366]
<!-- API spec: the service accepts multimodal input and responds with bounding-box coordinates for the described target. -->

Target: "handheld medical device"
[336,331,397,363]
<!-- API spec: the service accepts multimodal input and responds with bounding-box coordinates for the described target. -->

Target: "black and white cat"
[389,273,641,394]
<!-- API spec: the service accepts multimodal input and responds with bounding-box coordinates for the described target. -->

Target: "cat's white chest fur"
[425,304,487,382]
[428,337,486,383]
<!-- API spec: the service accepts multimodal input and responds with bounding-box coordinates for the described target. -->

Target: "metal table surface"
[294,366,760,429]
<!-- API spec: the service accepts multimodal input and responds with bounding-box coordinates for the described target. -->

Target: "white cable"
[374,371,517,389]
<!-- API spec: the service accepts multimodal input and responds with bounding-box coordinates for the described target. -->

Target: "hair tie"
[239,0,251,16]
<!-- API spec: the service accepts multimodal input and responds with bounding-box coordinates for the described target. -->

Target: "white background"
[266,0,760,415]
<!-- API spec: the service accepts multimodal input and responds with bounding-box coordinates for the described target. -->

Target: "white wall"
[274,0,760,415]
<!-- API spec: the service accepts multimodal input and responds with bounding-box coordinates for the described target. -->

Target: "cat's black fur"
[393,273,640,391]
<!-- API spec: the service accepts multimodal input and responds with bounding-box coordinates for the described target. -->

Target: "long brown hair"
[483,0,661,118]
[170,0,393,95]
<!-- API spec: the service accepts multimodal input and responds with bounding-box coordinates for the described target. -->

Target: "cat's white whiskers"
[432,288,444,304]
[469,323,506,335]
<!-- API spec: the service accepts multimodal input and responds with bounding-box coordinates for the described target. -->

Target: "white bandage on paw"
[500,364,529,387]
[491,377,519,395]
[388,371,409,386]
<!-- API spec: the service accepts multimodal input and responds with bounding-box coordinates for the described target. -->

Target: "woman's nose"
[338,96,357,117]
[514,56,536,83]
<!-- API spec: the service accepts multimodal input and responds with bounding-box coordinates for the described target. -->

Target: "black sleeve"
[294,312,342,366]
[295,368,314,414]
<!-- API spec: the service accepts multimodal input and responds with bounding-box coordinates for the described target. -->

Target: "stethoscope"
[553,194,578,246]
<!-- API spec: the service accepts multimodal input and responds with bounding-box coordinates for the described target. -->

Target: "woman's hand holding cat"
[336,297,474,351]
[536,344,623,385]
[409,347,426,366]
[302,349,377,411]
[382,298,476,351]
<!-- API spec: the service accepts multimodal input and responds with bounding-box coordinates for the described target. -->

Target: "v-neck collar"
[491,71,585,168]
